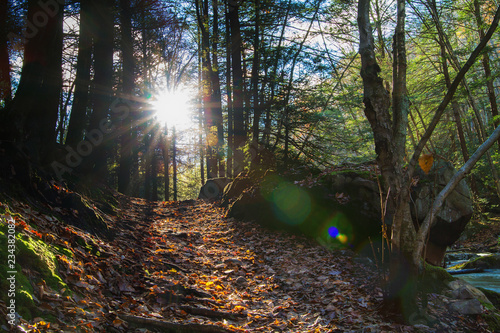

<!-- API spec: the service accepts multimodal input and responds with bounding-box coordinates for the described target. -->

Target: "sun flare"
[152,89,193,128]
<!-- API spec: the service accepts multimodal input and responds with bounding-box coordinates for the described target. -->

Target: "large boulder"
[198,177,231,200]
[411,162,473,265]
[222,163,473,263]
[226,170,384,251]
[221,173,253,207]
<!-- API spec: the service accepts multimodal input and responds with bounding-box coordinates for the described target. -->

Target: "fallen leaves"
[0,195,494,332]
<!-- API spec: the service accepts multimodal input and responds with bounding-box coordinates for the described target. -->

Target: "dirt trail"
[3,194,492,332]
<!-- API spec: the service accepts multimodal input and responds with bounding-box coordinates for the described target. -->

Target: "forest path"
[95,196,390,332]
[4,194,491,332]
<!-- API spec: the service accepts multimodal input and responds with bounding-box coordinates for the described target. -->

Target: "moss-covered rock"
[0,217,70,323]
[478,287,500,309]
[481,312,500,332]
[450,254,500,270]
[420,263,456,294]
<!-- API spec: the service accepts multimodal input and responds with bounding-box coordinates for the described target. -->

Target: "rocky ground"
[453,213,500,253]
[0,189,498,332]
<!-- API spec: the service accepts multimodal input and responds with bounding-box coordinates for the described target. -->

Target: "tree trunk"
[406,3,500,268]
[251,0,261,148]
[358,0,418,318]
[2,0,63,164]
[473,0,500,151]
[0,0,12,104]
[85,0,114,179]
[196,0,218,178]
[278,0,320,168]
[172,127,178,201]
[212,0,225,178]
[118,0,135,195]
[66,0,92,147]
[225,1,233,178]
[439,40,478,194]
[163,126,170,201]
[198,61,206,184]
[152,131,159,202]
[228,1,245,176]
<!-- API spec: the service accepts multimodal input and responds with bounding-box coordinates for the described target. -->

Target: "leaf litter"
[0,192,494,332]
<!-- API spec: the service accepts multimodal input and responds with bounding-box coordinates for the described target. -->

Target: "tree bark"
[225,2,233,178]
[251,0,261,147]
[212,0,225,178]
[439,39,478,194]
[280,0,320,168]
[118,0,135,195]
[196,0,218,178]
[0,0,12,104]
[228,1,245,176]
[66,0,92,147]
[473,0,500,151]
[2,0,63,164]
[84,0,114,179]
[163,125,170,201]
[172,127,178,201]
[406,4,500,184]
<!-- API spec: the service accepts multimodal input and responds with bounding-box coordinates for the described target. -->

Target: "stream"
[446,252,500,293]
[456,269,500,293]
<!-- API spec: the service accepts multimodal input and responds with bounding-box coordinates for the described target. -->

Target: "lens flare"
[270,182,311,226]
[328,226,339,238]
[337,234,348,244]
[323,213,353,247]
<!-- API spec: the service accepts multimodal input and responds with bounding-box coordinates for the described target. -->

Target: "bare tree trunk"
[251,0,261,147]
[439,40,478,194]
[152,130,159,202]
[198,59,205,184]
[228,1,245,176]
[118,0,135,195]
[172,127,178,201]
[196,0,217,178]
[0,0,12,104]
[212,0,225,178]
[66,0,92,147]
[264,1,290,147]
[408,4,500,269]
[473,0,500,151]
[86,0,114,179]
[163,125,170,201]
[225,2,233,178]
[2,0,63,164]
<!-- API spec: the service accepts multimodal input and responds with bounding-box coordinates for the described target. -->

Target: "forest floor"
[0,192,497,332]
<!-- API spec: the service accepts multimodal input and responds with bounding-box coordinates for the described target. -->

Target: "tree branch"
[413,123,500,267]
[405,5,500,181]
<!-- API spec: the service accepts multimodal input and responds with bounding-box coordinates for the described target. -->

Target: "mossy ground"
[0,216,70,323]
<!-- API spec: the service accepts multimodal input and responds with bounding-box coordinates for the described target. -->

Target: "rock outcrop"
[217,163,473,263]
[198,177,231,200]
[411,162,473,265]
